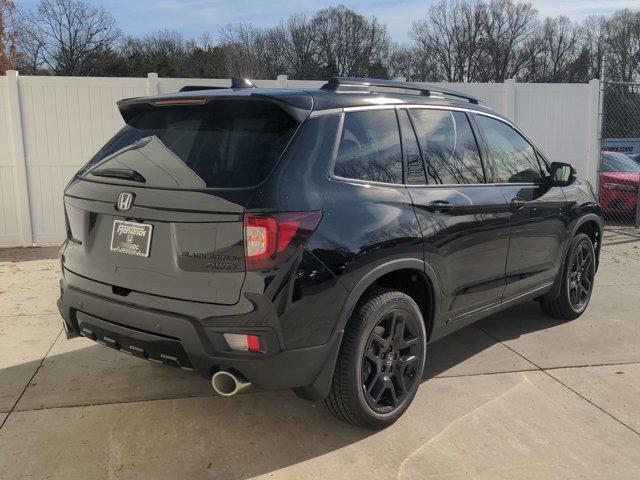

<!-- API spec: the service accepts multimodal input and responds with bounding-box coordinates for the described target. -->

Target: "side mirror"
[548,162,576,187]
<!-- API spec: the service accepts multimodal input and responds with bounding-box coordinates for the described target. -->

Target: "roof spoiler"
[321,77,481,105]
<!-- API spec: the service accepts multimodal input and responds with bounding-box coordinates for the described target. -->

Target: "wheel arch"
[572,214,603,267]
[541,213,603,303]
[336,259,440,338]
[293,258,440,402]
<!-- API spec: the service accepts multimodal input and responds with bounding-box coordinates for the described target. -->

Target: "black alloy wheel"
[324,287,427,429]
[540,233,596,320]
[567,240,595,311]
[361,310,421,414]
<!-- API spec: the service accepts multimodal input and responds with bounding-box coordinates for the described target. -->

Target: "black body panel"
[408,185,510,320]
[496,183,568,298]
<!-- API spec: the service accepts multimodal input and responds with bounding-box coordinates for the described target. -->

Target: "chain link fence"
[599,82,640,228]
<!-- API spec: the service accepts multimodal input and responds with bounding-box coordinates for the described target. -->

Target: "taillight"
[64,205,72,240]
[64,204,82,244]
[244,211,322,270]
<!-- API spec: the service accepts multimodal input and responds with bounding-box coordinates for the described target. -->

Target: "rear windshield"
[80,100,299,188]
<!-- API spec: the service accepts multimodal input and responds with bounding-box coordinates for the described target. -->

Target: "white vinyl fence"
[0,71,601,246]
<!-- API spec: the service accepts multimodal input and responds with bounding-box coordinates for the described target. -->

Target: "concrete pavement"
[1,230,640,479]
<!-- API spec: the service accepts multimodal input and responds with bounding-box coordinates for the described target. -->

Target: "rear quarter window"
[80,100,299,189]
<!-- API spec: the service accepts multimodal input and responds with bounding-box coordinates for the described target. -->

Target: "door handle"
[426,200,455,213]
[510,197,527,210]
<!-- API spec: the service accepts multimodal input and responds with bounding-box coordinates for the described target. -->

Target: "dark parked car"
[600,151,640,216]
[58,77,603,429]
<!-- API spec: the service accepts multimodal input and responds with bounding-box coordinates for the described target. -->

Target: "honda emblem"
[116,192,134,212]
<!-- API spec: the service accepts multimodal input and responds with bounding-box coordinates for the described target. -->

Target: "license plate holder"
[110,220,153,257]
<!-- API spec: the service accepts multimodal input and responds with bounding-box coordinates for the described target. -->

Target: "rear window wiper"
[84,136,152,175]
[91,168,146,183]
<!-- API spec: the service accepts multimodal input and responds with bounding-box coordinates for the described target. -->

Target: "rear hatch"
[63,96,306,305]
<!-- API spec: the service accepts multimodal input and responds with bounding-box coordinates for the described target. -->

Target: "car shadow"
[0,246,60,263]
[0,300,575,478]
[1,346,373,478]
[476,299,576,343]
[422,300,569,379]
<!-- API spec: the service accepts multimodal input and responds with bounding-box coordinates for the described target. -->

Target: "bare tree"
[183,34,227,78]
[410,0,540,82]
[312,5,390,78]
[604,10,640,83]
[218,23,270,78]
[388,43,415,80]
[11,0,640,83]
[218,8,391,80]
[411,0,485,82]
[270,14,320,79]
[24,0,120,75]
[387,43,441,82]
[0,0,19,73]
[478,0,539,82]
[14,20,46,74]
[121,30,188,77]
[259,27,290,78]
[524,16,579,82]
[579,15,607,80]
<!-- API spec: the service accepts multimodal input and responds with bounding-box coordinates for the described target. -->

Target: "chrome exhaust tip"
[211,370,251,396]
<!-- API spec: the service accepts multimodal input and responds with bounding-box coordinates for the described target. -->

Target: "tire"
[540,233,596,320]
[324,287,427,429]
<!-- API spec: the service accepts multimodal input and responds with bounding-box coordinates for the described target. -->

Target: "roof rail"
[321,77,480,105]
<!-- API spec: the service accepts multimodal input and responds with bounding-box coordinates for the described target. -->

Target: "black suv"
[58,77,603,429]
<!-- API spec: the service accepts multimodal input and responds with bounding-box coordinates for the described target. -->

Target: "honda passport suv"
[58,77,603,429]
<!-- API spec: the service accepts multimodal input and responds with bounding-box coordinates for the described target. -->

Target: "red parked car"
[600,151,640,216]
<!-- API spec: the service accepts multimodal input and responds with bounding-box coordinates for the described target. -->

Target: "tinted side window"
[334,110,403,184]
[410,109,485,184]
[476,115,543,183]
[398,110,426,184]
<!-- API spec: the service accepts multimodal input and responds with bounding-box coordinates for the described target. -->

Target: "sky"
[18,0,640,42]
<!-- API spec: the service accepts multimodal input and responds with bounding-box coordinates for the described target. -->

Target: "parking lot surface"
[1,230,640,479]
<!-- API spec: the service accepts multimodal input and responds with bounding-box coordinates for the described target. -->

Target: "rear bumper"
[57,276,343,394]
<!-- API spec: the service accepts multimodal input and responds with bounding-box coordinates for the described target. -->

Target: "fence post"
[5,71,34,246]
[587,78,601,191]
[636,178,640,228]
[147,72,159,95]
[277,75,288,89]
[503,79,516,119]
